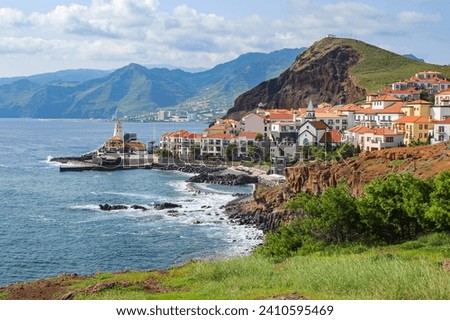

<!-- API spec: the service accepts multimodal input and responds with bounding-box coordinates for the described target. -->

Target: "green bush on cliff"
[259,171,450,259]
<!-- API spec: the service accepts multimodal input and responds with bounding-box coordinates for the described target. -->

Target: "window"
[419,133,423,138]
[335,126,339,130]
[335,119,340,124]
[424,124,428,129]
[424,133,428,138]
[419,125,423,130]
[439,126,445,133]
[386,137,394,143]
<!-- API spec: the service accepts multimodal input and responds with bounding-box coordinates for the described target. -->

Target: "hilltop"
[226,37,450,119]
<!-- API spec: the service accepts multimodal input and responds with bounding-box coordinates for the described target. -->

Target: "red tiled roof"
[408,100,432,105]
[204,133,236,140]
[435,118,450,124]
[239,131,258,139]
[347,125,374,133]
[319,130,342,143]
[308,120,329,130]
[373,95,402,102]
[347,126,399,136]
[436,89,450,95]
[354,102,406,114]
[161,130,202,139]
[393,116,432,124]
[269,112,293,120]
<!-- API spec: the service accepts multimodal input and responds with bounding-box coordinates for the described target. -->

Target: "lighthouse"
[113,120,123,138]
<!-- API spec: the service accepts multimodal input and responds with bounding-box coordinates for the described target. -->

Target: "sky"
[0,0,448,77]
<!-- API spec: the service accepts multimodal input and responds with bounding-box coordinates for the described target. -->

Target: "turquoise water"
[0,119,260,286]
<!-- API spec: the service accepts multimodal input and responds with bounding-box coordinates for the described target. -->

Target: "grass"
[58,233,450,300]
[330,38,450,92]
[390,159,407,167]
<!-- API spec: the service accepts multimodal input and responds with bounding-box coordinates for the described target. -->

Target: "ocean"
[0,118,261,287]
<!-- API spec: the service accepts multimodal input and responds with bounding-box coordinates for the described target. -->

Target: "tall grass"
[61,234,450,300]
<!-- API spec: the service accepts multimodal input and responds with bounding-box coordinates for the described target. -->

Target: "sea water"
[0,119,262,286]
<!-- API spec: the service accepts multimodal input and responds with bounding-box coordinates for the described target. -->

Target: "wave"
[101,191,156,201]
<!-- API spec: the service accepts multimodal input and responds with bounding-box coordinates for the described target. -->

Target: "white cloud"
[0,0,447,76]
[398,11,441,24]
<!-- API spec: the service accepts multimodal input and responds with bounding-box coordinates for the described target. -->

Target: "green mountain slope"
[0,48,303,118]
[227,37,450,119]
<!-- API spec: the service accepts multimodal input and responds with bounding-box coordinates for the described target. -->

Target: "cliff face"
[226,38,366,119]
[285,143,450,196]
[227,143,450,231]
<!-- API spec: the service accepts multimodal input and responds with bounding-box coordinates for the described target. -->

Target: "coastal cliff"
[227,143,450,230]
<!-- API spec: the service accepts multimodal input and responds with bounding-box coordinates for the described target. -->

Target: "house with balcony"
[200,133,236,158]
[432,89,450,121]
[159,130,202,158]
[344,126,404,151]
[431,118,450,144]
[392,116,434,145]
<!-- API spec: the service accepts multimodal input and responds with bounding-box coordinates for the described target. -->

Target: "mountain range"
[226,37,450,119]
[0,48,303,118]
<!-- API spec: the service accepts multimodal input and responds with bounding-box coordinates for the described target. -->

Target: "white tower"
[113,120,123,138]
[306,99,316,120]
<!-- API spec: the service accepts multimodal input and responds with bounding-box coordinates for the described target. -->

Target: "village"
[157,70,450,174]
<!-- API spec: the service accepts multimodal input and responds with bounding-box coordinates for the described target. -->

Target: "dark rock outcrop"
[99,204,148,211]
[187,173,258,185]
[226,37,366,119]
[154,203,182,210]
[99,204,128,211]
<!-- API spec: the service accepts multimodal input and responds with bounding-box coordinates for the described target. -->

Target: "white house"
[200,133,236,158]
[431,118,450,144]
[344,126,404,151]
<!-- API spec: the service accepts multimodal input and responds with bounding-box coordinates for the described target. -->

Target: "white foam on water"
[101,191,157,201]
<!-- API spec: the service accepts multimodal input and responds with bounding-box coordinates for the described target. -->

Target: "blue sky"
[0,0,448,77]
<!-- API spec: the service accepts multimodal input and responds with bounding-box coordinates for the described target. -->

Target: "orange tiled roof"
[380,88,420,95]
[408,100,432,105]
[161,130,202,139]
[393,116,432,123]
[239,131,259,139]
[435,118,450,124]
[204,133,236,140]
[354,102,406,114]
[436,89,450,95]
[269,112,293,120]
[319,129,342,143]
[347,125,374,133]
[373,95,402,102]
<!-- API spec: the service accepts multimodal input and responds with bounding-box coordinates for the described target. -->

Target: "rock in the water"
[99,203,128,211]
[130,205,147,211]
[154,202,182,210]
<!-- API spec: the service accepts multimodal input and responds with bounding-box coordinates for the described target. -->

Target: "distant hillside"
[0,48,303,118]
[226,38,450,119]
[0,69,112,86]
